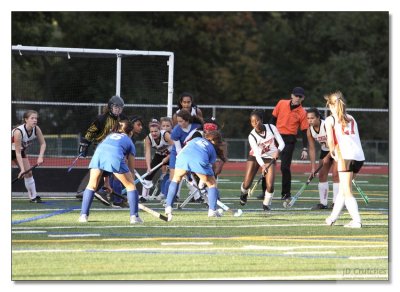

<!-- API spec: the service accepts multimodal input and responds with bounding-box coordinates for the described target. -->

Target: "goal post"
[11,45,175,167]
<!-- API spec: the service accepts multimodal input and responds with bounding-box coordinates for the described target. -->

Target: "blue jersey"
[175,137,217,176]
[89,133,136,174]
[169,122,201,168]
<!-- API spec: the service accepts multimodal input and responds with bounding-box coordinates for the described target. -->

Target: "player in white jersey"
[11,110,46,203]
[239,110,285,211]
[172,92,203,126]
[324,91,365,228]
[141,119,173,201]
[306,108,339,210]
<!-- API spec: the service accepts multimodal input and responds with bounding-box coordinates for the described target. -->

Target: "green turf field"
[11,170,389,281]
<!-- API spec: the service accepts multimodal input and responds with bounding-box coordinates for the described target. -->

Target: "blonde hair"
[325,91,351,126]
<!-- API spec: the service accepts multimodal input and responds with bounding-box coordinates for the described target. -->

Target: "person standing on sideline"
[12,110,46,203]
[172,92,203,126]
[239,110,285,211]
[306,107,339,210]
[164,131,225,221]
[78,120,142,224]
[265,87,309,204]
[324,91,365,228]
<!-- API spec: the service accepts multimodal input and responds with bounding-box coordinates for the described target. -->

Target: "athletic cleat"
[281,193,292,201]
[78,214,88,223]
[94,188,111,206]
[112,201,129,208]
[329,203,335,209]
[190,196,204,203]
[139,196,148,203]
[167,213,173,222]
[311,203,328,210]
[325,217,335,226]
[156,193,166,201]
[239,193,248,206]
[344,221,362,228]
[208,209,223,217]
[30,196,43,203]
[76,193,83,200]
[262,204,271,211]
[130,216,144,224]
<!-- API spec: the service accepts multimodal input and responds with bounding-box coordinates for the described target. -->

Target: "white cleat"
[344,221,362,228]
[165,206,173,222]
[208,209,223,217]
[167,213,173,222]
[130,216,144,224]
[325,217,335,226]
[78,214,88,223]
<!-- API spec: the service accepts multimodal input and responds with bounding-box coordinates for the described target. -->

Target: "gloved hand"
[78,138,90,157]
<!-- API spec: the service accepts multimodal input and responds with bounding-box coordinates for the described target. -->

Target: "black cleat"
[262,204,271,211]
[94,188,111,206]
[30,196,43,203]
[281,193,292,201]
[311,203,328,210]
[139,196,147,203]
[239,193,248,206]
[329,203,335,209]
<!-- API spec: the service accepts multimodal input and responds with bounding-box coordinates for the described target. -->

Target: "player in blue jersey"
[78,120,143,224]
[165,110,202,202]
[164,131,225,221]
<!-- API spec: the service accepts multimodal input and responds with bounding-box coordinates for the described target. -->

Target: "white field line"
[284,251,336,255]
[243,245,387,251]
[11,222,388,231]
[12,230,47,234]
[12,244,386,254]
[349,256,388,260]
[48,234,101,238]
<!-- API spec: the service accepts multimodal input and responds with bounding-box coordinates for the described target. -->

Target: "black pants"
[279,135,297,196]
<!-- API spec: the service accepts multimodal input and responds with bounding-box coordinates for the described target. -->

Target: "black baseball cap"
[292,87,305,97]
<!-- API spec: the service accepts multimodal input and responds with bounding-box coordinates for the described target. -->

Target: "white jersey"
[328,114,365,161]
[310,119,329,151]
[249,124,285,166]
[176,106,197,117]
[148,129,171,155]
[11,124,37,151]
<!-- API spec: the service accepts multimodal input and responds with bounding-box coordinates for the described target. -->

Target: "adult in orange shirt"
[268,87,309,204]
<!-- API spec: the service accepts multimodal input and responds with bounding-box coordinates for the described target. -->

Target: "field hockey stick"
[12,164,39,183]
[216,200,243,217]
[285,163,324,208]
[111,191,168,221]
[67,152,84,172]
[248,158,276,197]
[352,179,369,205]
[133,161,165,184]
[178,173,207,209]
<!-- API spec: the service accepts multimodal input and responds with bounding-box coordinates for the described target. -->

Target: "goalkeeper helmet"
[108,95,124,117]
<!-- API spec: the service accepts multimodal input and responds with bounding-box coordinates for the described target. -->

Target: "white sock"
[263,191,274,206]
[241,183,248,194]
[24,176,37,199]
[186,180,200,199]
[176,180,183,199]
[141,186,150,198]
[332,183,339,203]
[318,182,329,206]
[329,191,345,222]
[345,196,362,223]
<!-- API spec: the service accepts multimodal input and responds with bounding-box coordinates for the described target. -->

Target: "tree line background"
[11,12,389,140]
